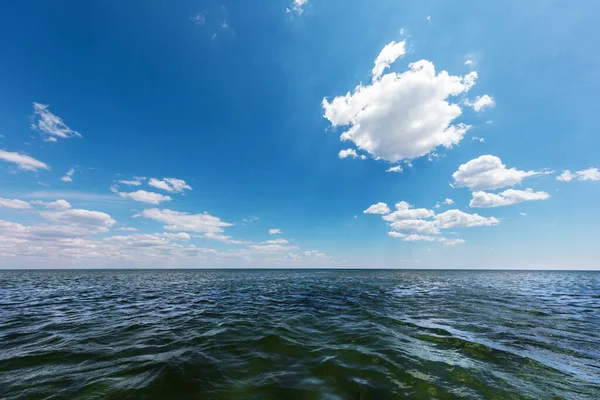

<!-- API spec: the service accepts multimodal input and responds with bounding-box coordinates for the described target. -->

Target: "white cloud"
[338,148,359,159]
[363,202,391,215]
[576,168,600,181]
[556,171,576,182]
[250,244,298,252]
[388,232,436,241]
[202,232,248,245]
[162,232,191,241]
[388,232,465,245]
[323,52,478,162]
[472,136,485,143]
[141,208,232,233]
[148,177,192,193]
[452,155,542,191]
[557,168,600,182]
[444,198,454,205]
[0,217,219,264]
[287,0,307,15]
[269,228,282,235]
[372,40,407,80]
[465,94,495,112]
[520,212,527,217]
[118,178,144,186]
[382,201,435,221]
[434,209,499,229]
[31,103,81,141]
[465,60,473,66]
[286,250,330,262]
[386,165,403,173]
[470,188,550,208]
[264,238,289,244]
[61,168,75,182]
[426,16,431,21]
[0,198,31,209]
[389,219,440,234]
[119,190,172,205]
[439,238,466,246]
[0,150,49,171]
[40,208,116,233]
[44,200,71,211]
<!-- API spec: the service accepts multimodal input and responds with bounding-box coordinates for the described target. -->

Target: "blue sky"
[1,0,599,269]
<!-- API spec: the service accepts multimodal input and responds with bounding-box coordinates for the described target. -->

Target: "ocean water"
[0,270,598,400]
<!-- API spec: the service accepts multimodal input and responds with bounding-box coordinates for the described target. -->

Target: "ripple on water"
[0,269,599,399]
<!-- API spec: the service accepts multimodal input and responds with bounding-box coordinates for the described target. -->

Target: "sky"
[1,0,599,269]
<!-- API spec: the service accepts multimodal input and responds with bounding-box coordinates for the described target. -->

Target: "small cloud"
[557,168,600,182]
[426,16,431,21]
[472,136,485,143]
[269,228,282,235]
[444,198,454,205]
[61,168,75,182]
[287,0,307,15]
[30,103,81,141]
[386,165,403,173]
[520,212,527,216]
[486,120,493,124]
[363,202,390,215]
[119,190,172,205]
[242,216,259,225]
[148,177,192,193]
[465,60,473,66]
[118,178,143,186]
[191,12,205,25]
[465,95,495,112]
[221,20,228,29]
[338,148,359,159]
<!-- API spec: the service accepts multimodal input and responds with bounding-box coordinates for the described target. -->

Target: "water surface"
[1,269,599,399]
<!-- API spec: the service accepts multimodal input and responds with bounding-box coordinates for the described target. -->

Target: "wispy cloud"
[30,103,81,141]
[0,150,49,171]
[148,177,192,193]
[25,190,122,203]
[190,12,206,25]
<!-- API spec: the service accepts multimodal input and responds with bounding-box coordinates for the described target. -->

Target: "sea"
[0,269,598,399]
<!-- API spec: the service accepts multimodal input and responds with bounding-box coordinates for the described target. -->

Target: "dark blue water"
[0,269,599,399]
